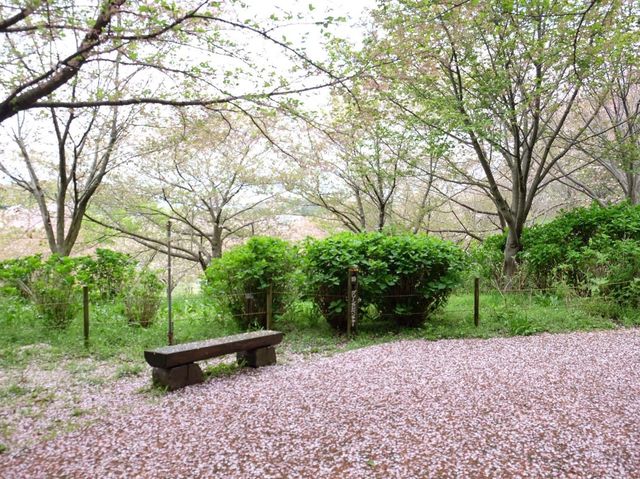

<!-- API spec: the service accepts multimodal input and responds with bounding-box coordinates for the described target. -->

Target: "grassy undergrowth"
[0,295,241,369]
[277,291,636,358]
[0,290,638,370]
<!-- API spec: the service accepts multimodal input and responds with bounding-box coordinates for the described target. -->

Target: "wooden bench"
[144,330,283,390]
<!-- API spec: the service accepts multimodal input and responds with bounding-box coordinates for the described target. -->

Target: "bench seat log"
[144,330,283,369]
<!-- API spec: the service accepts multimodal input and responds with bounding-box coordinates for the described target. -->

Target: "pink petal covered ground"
[3,329,640,478]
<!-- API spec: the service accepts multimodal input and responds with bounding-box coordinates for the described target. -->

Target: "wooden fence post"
[266,284,273,330]
[83,286,89,347]
[474,277,480,327]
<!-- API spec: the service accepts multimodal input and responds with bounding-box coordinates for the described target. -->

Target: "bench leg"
[152,363,203,391]
[237,346,276,368]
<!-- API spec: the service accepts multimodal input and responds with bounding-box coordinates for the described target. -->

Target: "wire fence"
[478,278,638,294]
[9,273,638,347]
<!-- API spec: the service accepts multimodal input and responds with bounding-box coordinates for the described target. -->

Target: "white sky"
[248,0,376,46]
[223,0,377,102]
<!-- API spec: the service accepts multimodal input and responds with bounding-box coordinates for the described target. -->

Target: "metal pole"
[167,221,174,345]
[266,284,273,330]
[474,277,480,327]
[83,286,89,347]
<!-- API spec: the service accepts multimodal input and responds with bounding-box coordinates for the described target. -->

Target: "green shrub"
[303,232,466,331]
[29,255,79,329]
[0,254,44,297]
[474,203,640,304]
[521,202,640,287]
[278,299,323,328]
[0,249,136,301]
[203,237,299,329]
[574,238,640,307]
[123,268,163,327]
[469,233,505,285]
[0,250,151,331]
[76,249,135,299]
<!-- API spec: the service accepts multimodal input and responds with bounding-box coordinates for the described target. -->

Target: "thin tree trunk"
[377,203,386,232]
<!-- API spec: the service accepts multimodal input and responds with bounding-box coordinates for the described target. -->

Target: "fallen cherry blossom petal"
[2,329,639,478]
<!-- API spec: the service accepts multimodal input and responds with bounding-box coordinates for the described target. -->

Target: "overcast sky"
[0,0,378,181]
[246,0,376,65]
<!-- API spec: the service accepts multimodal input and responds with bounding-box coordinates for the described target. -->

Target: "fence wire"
[17,278,637,311]
[479,278,637,294]
[7,276,637,347]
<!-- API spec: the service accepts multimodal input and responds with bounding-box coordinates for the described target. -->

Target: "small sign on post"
[345,267,359,338]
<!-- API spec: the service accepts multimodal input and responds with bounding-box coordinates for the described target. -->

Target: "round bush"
[123,268,163,328]
[29,255,79,329]
[203,237,299,329]
[303,232,466,330]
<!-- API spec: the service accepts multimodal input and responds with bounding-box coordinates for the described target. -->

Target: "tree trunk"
[211,224,223,259]
[377,203,386,232]
[355,188,366,231]
[628,170,639,205]
[502,228,522,277]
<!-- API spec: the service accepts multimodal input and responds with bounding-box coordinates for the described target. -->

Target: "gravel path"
[2,329,640,478]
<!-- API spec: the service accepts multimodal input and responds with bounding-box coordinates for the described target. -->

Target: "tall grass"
[0,294,239,367]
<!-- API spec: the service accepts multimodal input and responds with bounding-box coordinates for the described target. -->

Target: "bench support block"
[237,346,276,368]
[152,363,203,391]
